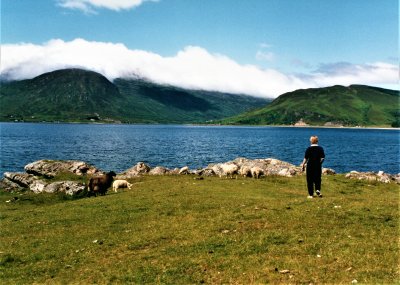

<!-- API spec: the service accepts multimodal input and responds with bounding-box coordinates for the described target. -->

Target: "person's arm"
[320,147,325,165]
[301,158,307,171]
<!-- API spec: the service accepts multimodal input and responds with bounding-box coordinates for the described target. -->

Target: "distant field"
[0,175,398,284]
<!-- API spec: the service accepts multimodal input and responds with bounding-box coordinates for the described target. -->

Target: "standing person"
[301,136,325,198]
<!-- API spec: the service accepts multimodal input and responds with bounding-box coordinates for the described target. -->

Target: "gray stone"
[24,160,100,178]
[345,171,397,184]
[149,166,170,175]
[30,180,48,193]
[178,166,190,175]
[3,172,37,188]
[121,162,151,178]
[46,181,85,195]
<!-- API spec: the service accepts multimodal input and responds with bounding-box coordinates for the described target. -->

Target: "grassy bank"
[0,175,398,284]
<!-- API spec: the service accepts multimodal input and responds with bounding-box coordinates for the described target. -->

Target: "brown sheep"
[88,171,116,197]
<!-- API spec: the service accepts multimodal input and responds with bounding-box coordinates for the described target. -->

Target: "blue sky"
[1,0,398,97]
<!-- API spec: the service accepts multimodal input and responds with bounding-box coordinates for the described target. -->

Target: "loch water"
[1,123,399,175]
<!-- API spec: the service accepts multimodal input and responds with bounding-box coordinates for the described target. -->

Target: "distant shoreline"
[1,120,399,130]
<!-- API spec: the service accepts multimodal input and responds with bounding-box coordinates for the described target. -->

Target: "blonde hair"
[310,136,319,144]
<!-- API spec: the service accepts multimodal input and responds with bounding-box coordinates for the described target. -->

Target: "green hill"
[0,69,124,122]
[222,85,400,127]
[0,69,270,123]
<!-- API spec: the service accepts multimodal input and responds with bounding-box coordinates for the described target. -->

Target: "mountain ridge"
[0,68,270,123]
[1,68,398,127]
[221,84,399,127]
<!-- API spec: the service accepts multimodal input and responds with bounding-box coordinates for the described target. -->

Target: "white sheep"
[239,166,251,177]
[112,179,133,192]
[251,166,264,179]
[220,163,239,178]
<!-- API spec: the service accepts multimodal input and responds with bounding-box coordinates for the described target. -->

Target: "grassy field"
[0,175,398,284]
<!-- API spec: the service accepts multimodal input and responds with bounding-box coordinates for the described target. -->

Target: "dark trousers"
[306,169,321,196]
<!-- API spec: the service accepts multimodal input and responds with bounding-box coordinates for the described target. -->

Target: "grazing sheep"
[251,166,264,179]
[220,163,239,178]
[88,171,116,196]
[112,179,133,192]
[239,166,252,177]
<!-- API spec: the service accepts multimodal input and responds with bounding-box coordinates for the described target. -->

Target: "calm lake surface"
[1,123,399,175]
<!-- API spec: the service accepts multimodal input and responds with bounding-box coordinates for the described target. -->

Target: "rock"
[3,172,37,188]
[393,174,400,184]
[149,166,170,175]
[46,181,85,195]
[169,168,180,175]
[3,166,87,195]
[179,166,190,175]
[0,178,25,192]
[121,162,151,178]
[278,168,292,177]
[29,180,85,195]
[345,170,397,184]
[24,160,100,178]
[209,164,223,177]
[322,168,336,175]
[207,157,305,178]
[29,180,48,193]
[197,168,215,177]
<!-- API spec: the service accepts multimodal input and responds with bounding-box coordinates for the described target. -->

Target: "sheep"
[112,179,133,192]
[251,166,264,179]
[239,166,252,177]
[88,171,116,196]
[220,163,239,179]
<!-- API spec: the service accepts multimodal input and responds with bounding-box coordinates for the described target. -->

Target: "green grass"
[0,175,398,284]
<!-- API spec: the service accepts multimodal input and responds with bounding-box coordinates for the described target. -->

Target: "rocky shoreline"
[1,158,398,195]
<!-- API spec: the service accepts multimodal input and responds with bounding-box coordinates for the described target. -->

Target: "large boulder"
[149,166,170,175]
[24,160,100,178]
[38,181,85,195]
[29,180,48,193]
[0,176,25,192]
[121,162,151,178]
[207,157,304,178]
[322,168,336,175]
[2,170,86,195]
[178,166,190,175]
[345,170,397,184]
[3,172,37,188]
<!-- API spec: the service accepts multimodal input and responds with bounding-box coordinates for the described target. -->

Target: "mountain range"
[0,69,270,123]
[1,68,398,127]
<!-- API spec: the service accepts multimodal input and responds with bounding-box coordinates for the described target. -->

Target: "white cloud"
[310,62,399,88]
[57,0,158,13]
[1,39,398,98]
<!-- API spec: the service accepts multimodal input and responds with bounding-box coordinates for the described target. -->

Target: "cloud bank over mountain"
[1,39,397,98]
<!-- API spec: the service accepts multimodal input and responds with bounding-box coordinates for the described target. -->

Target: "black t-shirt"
[305,145,325,169]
